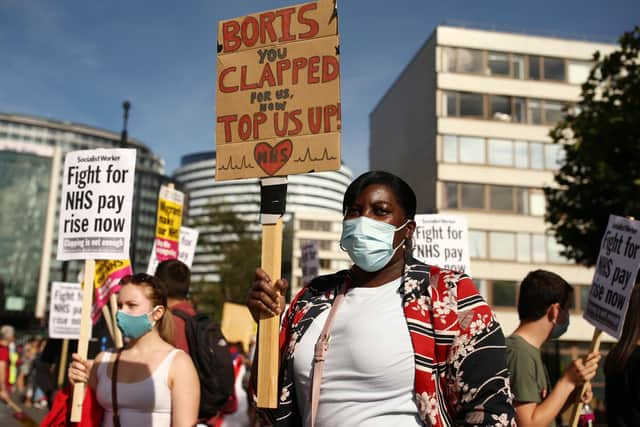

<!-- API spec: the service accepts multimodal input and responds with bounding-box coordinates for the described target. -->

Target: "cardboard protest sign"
[583,215,640,338]
[91,259,132,323]
[221,302,256,354]
[147,226,200,275]
[56,149,136,260]
[301,240,319,285]
[154,185,184,261]
[216,0,341,180]
[412,214,471,274]
[48,282,83,339]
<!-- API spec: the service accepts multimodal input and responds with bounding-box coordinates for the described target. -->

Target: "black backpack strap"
[171,308,191,321]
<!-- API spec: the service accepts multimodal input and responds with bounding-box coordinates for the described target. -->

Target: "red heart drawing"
[254,139,293,176]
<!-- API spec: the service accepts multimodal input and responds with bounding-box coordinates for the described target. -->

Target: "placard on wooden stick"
[56,148,136,421]
[569,214,640,426]
[216,0,340,181]
[216,0,341,409]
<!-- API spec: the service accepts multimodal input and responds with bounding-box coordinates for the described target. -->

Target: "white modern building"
[173,151,353,293]
[370,25,617,402]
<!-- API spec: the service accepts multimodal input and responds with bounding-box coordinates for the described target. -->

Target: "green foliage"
[545,26,640,266]
[190,204,261,320]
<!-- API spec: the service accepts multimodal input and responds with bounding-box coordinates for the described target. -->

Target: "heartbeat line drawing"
[294,147,337,162]
[217,155,254,170]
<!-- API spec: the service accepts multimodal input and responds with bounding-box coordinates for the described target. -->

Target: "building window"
[299,220,331,231]
[443,182,458,208]
[489,231,516,260]
[488,52,510,76]
[442,134,458,162]
[488,138,513,166]
[319,259,331,269]
[514,140,529,168]
[489,185,515,211]
[543,57,566,81]
[568,61,591,85]
[459,92,484,117]
[517,188,530,214]
[443,47,457,72]
[528,99,543,124]
[460,183,485,209]
[459,136,485,163]
[517,233,531,262]
[544,101,565,125]
[513,97,526,123]
[444,91,458,116]
[511,55,525,79]
[490,95,511,121]
[492,281,518,307]
[546,237,566,263]
[457,48,484,74]
[529,191,546,216]
[532,234,547,262]
[544,143,564,169]
[530,142,544,169]
[529,55,541,80]
[469,230,487,258]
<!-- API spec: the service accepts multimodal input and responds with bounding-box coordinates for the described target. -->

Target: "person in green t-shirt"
[506,270,600,427]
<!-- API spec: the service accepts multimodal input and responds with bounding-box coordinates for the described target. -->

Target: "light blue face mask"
[340,216,409,272]
[116,306,159,339]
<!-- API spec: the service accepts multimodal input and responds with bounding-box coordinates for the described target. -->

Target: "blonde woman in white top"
[69,273,199,427]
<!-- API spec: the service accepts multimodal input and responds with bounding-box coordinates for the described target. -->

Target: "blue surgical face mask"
[116,306,160,339]
[550,310,570,339]
[340,216,409,272]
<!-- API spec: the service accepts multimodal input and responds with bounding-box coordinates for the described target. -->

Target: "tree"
[190,204,261,320]
[545,27,640,266]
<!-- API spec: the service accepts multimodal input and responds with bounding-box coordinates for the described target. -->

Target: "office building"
[370,26,617,400]
[0,112,168,327]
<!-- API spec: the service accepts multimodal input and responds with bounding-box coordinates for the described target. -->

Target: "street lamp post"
[121,100,131,147]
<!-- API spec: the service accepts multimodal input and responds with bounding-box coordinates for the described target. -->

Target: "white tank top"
[293,278,421,426]
[96,348,180,427]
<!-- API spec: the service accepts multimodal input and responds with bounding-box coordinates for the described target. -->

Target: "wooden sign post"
[569,215,640,426]
[216,0,341,408]
[70,259,95,421]
[56,148,137,421]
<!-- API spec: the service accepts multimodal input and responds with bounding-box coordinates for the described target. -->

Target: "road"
[0,399,47,427]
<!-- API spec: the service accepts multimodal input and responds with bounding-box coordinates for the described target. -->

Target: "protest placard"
[147,226,199,274]
[48,282,83,339]
[216,0,340,181]
[221,302,256,354]
[583,215,640,339]
[56,149,137,260]
[301,240,319,285]
[92,259,132,323]
[154,185,184,261]
[412,214,471,274]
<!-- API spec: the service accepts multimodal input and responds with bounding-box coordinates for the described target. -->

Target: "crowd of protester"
[0,171,639,426]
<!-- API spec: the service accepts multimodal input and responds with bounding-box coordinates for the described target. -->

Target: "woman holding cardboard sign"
[68,273,199,427]
[248,171,516,426]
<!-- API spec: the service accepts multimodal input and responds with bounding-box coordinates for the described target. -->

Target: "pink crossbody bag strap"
[310,281,348,427]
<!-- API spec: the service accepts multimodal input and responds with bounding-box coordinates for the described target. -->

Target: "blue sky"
[1,0,638,178]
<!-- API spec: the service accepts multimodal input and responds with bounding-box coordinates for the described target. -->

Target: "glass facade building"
[0,149,53,313]
[0,112,169,328]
